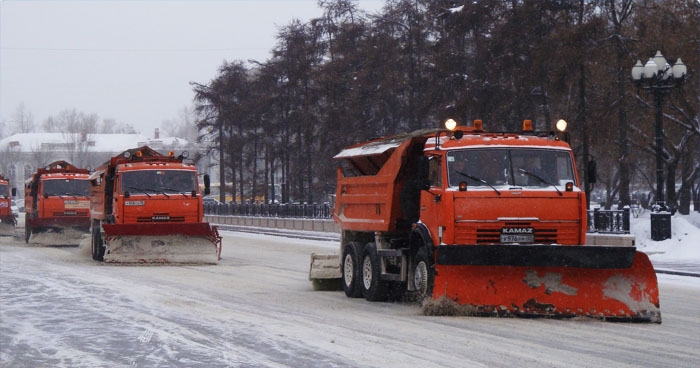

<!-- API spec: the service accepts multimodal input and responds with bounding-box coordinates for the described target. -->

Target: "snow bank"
[631,210,700,264]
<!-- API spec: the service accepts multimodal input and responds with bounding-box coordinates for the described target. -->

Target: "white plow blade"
[103,234,219,264]
[29,228,88,246]
[0,223,16,237]
[309,253,341,280]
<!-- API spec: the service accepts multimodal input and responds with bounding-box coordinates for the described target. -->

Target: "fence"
[587,208,630,234]
[204,202,333,219]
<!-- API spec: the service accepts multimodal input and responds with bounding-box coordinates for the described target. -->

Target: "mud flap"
[432,250,660,323]
[102,223,220,264]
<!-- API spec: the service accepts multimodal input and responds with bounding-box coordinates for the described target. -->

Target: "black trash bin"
[650,212,672,241]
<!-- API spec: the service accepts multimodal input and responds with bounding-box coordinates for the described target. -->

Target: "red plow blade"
[432,249,660,322]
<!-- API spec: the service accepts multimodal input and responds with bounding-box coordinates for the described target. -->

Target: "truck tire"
[342,242,363,298]
[414,247,434,301]
[361,243,388,302]
[91,221,105,262]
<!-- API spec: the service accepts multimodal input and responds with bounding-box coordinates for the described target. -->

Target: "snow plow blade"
[309,253,342,290]
[101,223,221,264]
[0,221,16,237]
[432,245,660,323]
[28,227,88,246]
[26,217,90,245]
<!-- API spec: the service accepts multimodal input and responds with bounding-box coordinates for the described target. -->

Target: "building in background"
[0,130,212,198]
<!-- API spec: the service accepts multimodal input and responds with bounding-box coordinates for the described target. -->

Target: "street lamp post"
[631,50,687,240]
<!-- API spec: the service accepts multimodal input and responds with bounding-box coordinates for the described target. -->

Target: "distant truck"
[309,119,660,322]
[24,161,91,245]
[89,146,221,263]
[0,174,17,236]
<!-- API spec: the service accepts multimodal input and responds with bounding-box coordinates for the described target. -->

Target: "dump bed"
[333,131,431,232]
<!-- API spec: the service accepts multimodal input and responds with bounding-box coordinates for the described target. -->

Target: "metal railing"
[204,203,333,219]
[587,208,630,234]
[205,203,630,235]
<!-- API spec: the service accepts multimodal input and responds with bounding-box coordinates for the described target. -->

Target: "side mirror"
[587,160,597,184]
[203,174,211,196]
[11,188,16,197]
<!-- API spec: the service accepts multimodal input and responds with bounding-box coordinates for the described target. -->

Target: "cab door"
[419,155,447,244]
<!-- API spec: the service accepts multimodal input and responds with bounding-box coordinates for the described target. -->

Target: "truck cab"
[0,175,17,235]
[419,127,586,248]
[24,161,91,244]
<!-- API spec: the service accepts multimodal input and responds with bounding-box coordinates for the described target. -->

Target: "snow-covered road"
[1,231,699,368]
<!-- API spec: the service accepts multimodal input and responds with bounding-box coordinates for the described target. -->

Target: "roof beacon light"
[473,119,483,131]
[522,120,533,132]
[556,119,568,132]
[445,118,457,131]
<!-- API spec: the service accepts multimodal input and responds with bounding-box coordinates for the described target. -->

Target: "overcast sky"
[0,0,384,138]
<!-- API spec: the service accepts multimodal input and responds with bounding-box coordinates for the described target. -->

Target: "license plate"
[500,227,534,243]
[500,234,534,243]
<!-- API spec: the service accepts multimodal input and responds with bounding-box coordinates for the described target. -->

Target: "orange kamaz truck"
[309,119,660,322]
[24,161,91,245]
[0,174,17,236]
[89,146,221,263]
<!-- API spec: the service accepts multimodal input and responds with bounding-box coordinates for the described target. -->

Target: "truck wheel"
[414,247,434,301]
[91,221,105,262]
[342,242,363,298]
[361,243,388,302]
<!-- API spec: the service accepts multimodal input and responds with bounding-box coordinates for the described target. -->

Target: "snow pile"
[422,296,479,316]
[632,211,700,266]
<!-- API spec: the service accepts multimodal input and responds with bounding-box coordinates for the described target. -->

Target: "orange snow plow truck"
[309,120,660,323]
[89,146,221,263]
[0,174,17,236]
[24,161,91,245]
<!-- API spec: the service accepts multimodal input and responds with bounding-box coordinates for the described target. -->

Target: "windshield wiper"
[517,169,562,196]
[124,185,153,198]
[455,170,501,195]
[161,188,189,197]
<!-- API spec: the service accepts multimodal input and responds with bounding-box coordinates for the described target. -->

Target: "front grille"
[136,216,186,223]
[475,228,557,244]
[53,211,89,217]
[455,221,579,245]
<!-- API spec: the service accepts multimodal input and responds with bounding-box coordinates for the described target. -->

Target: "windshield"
[42,179,90,196]
[121,170,197,194]
[0,184,8,197]
[447,148,575,188]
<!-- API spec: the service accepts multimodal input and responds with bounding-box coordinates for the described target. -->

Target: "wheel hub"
[362,256,373,290]
[414,261,428,296]
[343,254,354,286]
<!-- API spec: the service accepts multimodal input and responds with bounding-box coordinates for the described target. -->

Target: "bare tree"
[10,103,35,133]
[161,106,198,142]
